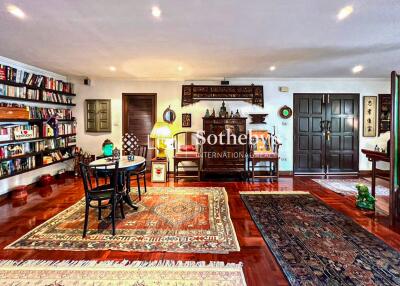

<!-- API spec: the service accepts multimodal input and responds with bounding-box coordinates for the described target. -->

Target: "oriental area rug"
[6,187,240,253]
[241,192,400,286]
[312,178,389,196]
[0,260,247,286]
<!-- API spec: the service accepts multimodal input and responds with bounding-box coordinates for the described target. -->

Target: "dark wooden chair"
[122,133,147,200]
[173,132,201,181]
[248,131,281,182]
[80,161,125,237]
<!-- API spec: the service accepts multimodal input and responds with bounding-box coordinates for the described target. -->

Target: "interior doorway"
[122,93,157,165]
[293,93,360,175]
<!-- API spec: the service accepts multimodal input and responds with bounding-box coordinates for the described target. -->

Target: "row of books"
[0,64,74,93]
[0,124,40,142]
[42,91,73,104]
[0,84,40,100]
[29,107,73,120]
[0,141,44,160]
[43,137,76,150]
[0,156,36,178]
[43,122,75,137]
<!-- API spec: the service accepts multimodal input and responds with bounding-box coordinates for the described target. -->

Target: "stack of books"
[0,124,40,142]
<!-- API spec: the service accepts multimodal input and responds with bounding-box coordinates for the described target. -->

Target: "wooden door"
[293,93,359,174]
[325,94,359,173]
[294,94,326,173]
[122,94,156,164]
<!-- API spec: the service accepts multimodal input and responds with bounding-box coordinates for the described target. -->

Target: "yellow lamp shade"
[150,121,172,139]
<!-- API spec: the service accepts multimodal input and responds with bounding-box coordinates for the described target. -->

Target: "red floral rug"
[6,187,239,253]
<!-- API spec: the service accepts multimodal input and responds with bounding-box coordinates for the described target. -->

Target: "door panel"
[325,94,359,173]
[122,94,156,166]
[294,93,359,174]
[294,94,325,173]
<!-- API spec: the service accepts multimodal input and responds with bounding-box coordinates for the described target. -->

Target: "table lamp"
[150,121,172,158]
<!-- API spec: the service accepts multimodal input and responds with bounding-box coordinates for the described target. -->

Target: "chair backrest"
[249,130,280,154]
[79,161,119,197]
[173,132,199,155]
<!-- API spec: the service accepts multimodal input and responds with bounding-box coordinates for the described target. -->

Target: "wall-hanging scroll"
[363,96,377,137]
[182,84,264,107]
[182,113,191,128]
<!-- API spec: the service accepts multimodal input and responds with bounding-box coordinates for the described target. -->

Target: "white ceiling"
[0,0,399,80]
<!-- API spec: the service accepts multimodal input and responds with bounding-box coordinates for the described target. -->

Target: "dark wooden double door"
[294,93,359,174]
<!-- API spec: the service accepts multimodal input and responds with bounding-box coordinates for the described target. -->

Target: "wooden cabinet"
[202,117,247,175]
[378,94,391,135]
[85,99,111,132]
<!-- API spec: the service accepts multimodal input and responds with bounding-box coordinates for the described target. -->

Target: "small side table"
[151,157,170,182]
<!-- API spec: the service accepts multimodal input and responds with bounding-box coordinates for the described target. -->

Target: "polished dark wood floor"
[0,176,399,286]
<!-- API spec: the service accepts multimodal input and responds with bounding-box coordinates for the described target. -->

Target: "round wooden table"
[89,155,146,210]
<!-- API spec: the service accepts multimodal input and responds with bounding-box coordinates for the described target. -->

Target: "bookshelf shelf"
[0,95,76,106]
[0,79,76,96]
[0,66,77,182]
[0,156,75,180]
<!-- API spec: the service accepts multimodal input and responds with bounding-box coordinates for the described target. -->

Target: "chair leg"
[111,198,116,236]
[83,201,90,238]
[119,200,125,219]
[197,161,200,181]
[252,160,255,183]
[143,172,147,193]
[97,200,102,220]
[136,175,141,201]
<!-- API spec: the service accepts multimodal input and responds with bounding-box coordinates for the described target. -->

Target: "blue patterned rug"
[241,193,400,285]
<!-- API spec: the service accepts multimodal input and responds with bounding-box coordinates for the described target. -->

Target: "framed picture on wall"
[363,96,377,137]
[182,113,191,128]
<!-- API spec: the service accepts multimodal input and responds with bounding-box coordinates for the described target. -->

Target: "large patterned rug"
[313,178,389,196]
[0,260,247,285]
[6,187,240,253]
[241,192,400,286]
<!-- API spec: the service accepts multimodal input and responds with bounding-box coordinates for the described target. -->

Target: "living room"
[0,1,399,285]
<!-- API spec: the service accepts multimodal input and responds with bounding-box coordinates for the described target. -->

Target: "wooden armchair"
[248,130,281,182]
[173,132,201,181]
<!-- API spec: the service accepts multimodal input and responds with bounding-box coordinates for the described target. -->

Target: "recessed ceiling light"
[352,65,364,74]
[177,65,183,72]
[337,5,354,21]
[6,4,25,19]
[152,6,162,18]
[109,66,116,72]
[269,66,276,71]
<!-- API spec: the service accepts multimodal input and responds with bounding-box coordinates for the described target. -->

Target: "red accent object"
[11,185,28,201]
[179,145,196,152]
[38,174,54,187]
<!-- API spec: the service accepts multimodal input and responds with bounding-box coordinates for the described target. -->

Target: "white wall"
[71,76,391,172]
[0,57,74,195]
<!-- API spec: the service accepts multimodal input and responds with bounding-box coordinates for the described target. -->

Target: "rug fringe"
[0,260,243,269]
[239,191,310,195]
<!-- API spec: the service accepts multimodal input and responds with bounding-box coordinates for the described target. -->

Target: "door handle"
[320,120,326,134]
[326,121,331,141]
[322,94,325,104]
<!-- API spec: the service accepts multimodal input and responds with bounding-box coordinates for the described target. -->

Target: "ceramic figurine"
[234,109,240,118]
[112,147,121,161]
[230,111,234,118]
[204,109,210,118]
[219,101,227,118]
[355,183,375,210]
[211,108,216,117]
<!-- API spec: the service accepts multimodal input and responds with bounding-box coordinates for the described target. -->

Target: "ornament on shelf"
[112,147,120,161]
[204,109,210,118]
[234,109,241,118]
[210,108,216,117]
[219,101,227,118]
